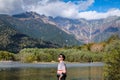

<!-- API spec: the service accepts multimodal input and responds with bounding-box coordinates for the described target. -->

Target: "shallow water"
[0,62,104,80]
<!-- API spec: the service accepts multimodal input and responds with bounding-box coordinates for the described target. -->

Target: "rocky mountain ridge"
[14,12,120,43]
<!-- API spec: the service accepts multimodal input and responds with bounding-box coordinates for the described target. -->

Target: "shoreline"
[0,60,103,64]
[0,60,13,62]
[0,61,104,68]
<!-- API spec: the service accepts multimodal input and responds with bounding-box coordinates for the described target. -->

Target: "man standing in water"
[57,54,67,80]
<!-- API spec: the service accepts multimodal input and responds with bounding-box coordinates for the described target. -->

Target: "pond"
[0,62,104,80]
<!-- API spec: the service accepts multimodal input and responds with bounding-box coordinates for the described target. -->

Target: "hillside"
[0,18,59,53]
[0,13,80,46]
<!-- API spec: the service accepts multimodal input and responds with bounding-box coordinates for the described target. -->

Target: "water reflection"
[0,62,104,80]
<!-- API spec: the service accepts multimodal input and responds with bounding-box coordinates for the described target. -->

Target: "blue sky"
[88,0,120,12]
[63,0,120,12]
[0,0,120,20]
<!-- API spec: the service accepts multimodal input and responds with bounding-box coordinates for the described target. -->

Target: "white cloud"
[23,0,120,20]
[23,0,95,18]
[76,0,94,10]
[78,9,120,20]
[0,0,24,14]
[0,0,120,20]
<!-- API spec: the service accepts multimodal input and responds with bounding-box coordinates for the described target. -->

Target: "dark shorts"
[57,73,66,80]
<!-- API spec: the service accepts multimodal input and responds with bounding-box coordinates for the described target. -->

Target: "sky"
[0,0,120,20]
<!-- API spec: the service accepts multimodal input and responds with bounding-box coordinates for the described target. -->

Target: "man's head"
[58,53,65,61]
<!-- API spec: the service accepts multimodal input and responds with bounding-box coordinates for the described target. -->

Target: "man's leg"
[61,75,66,80]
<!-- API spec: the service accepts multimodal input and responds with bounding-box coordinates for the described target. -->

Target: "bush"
[0,51,15,61]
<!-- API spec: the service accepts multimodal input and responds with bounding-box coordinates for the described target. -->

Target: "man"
[57,54,67,80]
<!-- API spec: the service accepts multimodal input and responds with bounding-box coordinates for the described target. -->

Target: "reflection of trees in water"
[0,65,103,80]
[17,68,57,80]
[88,64,91,80]
[67,66,103,80]
[0,68,57,80]
[0,68,21,80]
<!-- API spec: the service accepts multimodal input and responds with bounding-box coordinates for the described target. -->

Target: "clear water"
[0,62,104,80]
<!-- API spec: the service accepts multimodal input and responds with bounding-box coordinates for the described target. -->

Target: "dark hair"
[59,53,65,60]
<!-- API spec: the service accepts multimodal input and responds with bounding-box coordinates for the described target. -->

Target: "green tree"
[104,40,120,80]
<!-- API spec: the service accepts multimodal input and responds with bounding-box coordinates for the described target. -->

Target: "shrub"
[0,51,15,61]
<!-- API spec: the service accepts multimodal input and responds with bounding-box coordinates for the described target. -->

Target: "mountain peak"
[12,11,41,19]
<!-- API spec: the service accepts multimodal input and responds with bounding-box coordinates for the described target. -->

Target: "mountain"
[0,12,80,48]
[0,11,120,53]
[92,17,120,42]
[12,12,120,43]
[34,15,120,43]
[0,17,59,53]
[53,16,120,43]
